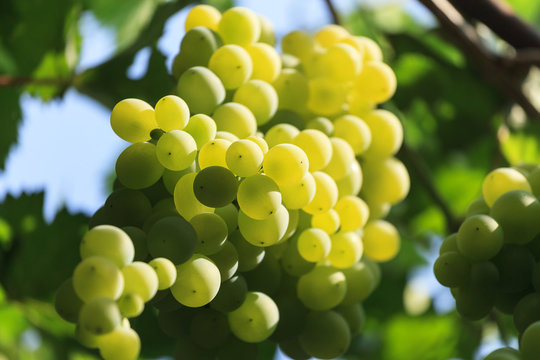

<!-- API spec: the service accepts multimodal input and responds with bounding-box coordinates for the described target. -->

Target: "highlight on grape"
[55,4,409,359]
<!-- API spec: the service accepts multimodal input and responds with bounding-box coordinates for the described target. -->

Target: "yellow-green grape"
[281,30,317,64]
[335,303,365,336]
[170,254,221,307]
[148,258,177,290]
[483,348,521,360]
[333,114,371,155]
[328,232,363,269]
[257,14,275,45]
[198,138,231,169]
[519,320,540,360]
[299,310,350,360]
[282,208,300,242]
[183,114,216,149]
[193,166,238,208]
[218,7,261,46]
[80,225,134,268]
[321,43,362,82]
[323,138,355,181]
[347,91,375,117]
[273,69,309,112]
[228,291,279,343]
[216,131,239,142]
[246,135,269,154]
[229,230,265,271]
[212,102,257,139]
[184,4,221,31]
[155,130,197,171]
[338,35,365,56]
[293,129,333,172]
[75,324,100,348]
[355,36,383,62]
[341,260,377,304]
[307,78,346,116]
[122,262,158,302]
[336,160,362,199]
[238,205,289,247]
[174,172,214,220]
[190,212,228,255]
[110,98,156,143]
[279,172,316,210]
[233,80,278,125]
[362,157,409,205]
[209,45,253,90]
[281,53,300,68]
[281,235,316,276]
[362,220,400,262]
[457,215,503,261]
[215,203,239,235]
[265,123,300,148]
[297,228,331,262]
[311,209,340,235]
[55,278,83,323]
[297,265,347,310]
[334,196,369,231]
[189,308,230,349]
[303,171,338,215]
[73,256,124,302]
[237,174,281,220]
[116,142,164,190]
[226,139,264,177]
[354,61,396,104]
[306,116,334,136]
[162,164,195,195]
[208,241,239,282]
[177,66,225,115]
[246,43,281,83]
[146,216,197,264]
[527,165,540,196]
[263,144,309,186]
[154,95,190,131]
[79,297,122,335]
[97,326,140,360]
[314,24,350,48]
[172,26,222,79]
[362,109,403,159]
[482,167,532,207]
[117,293,144,318]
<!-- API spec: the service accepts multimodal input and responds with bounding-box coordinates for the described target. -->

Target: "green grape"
[245,43,281,83]
[299,310,350,360]
[243,253,282,295]
[155,95,190,131]
[122,261,158,302]
[336,160,362,199]
[273,69,309,113]
[117,293,144,318]
[260,109,305,134]
[482,167,532,207]
[279,172,316,210]
[193,166,238,208]
[208,240,239,282]
[97,326,140,360]
[174,172,214,220]
[210,275,247,312]
[439,233,459,255]
[282,208,299,242]
[184,4,220,31]
[183,114,217,149]
[333,114,371,155]
[466,197,490,217]
[226,139,264,177]
[433,251,471,287]
[315,24,349,48]
[335,303,365,336]
[281,30,316,64]
[73,256,124,302]
[362,157,410,205]
[307,78,346,116]
[271,290,308,342]
[121,226,148,261]
[363,220,400,262]
[457,214,504,261]
[155,130,197,171]
[520,321,540,360]
[490,190,540,244]
[173,335,216,360]
[311,209,340,234]
[177,66,226,115]
[170,254,221,307]
[279,338,311,360]
[229,230,265,272]
[293,129,333,172]
[334,196,369,231]
[190,308,230,349]
[55,277,83,323]
[157,306,193,337]
[303,171,338,215]
[514,293,540,333]
[215,203,239,234]
[494,244,535,293]
[172,27,221,79]
[148,257,177,290]
[328,231,363,269]
[246,135,268,154]
[237,174,281,220]
[80,225,134,268]
[323,138,355,181]
[454,284,495,321]
[190,212,228,255]
[147,216,198,264]
[469,261,499,291]
[103,189,152,227]
[110,98,156,143]
[362,109,403,159]
[265,123,300,148]
[238,205,289,247]
[217,336,258,360]
[341,261,376,305]
[263,144,309,186]
[257,14,275,44]
[216,131,239,142]
[353,61,396,104]
[483,347,521,360]
[321,43,362,81]
[297,265,346,311]
[347,91,375,117]
[228,291,279,343]
[142,207,180,233]
[75,324,100,348]
[209,45,252,89]
[212,102,257,138]
[306,116,334,136]
[198,139,231,169]
[162,165,195,195]
[79,297,122,335]
[281,236,316,276]
[233,80,278,126]
[527,165,540,197]
[297,228,331,262]
[116,142,164,190]
[218,7,260,45]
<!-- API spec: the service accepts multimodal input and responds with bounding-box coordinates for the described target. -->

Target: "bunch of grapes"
[55,4,410,360]
[433,165,540,360]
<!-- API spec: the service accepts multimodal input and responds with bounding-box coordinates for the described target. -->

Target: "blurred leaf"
[25,52,71,101]
[505,0,540,22]
[0,88,22,170]
[499,124,540,165]
[410,206,445,235]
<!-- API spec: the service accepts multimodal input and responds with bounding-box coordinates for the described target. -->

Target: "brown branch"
[323,0,341,25]
[0,75,75,88]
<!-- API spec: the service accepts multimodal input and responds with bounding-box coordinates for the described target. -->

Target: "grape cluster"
[433,165,540,360]
[56,4,410,360]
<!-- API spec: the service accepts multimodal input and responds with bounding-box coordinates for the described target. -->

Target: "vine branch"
[323,0,340,25]
[0,75,75,88]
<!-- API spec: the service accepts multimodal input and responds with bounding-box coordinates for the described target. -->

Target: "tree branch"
[0,75,75,88]
[323,0,340,25]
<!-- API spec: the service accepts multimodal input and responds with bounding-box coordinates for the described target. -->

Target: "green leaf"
[499,124,540,165]
[0,88,22,170]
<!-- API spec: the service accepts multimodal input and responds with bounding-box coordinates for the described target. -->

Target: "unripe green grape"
[353,61,396,104]
[306,116,334,136]
[494,244,535,293]
[73,256,124,302]
[110,98,156,143]
[246,135,268,154]
[217,336,258,360]
[79,297,122,335]
[362,109,403,159]
[263,144,309,186]
[75,324,100,348]
[333,114,371,155]
[190,212,228,255]
[265,123,300,148]
[198,138,231,169]
[208,240,239,282]
[334,195,369,231]
[469,261,499,291]
[279,172,316,210]
[273,69,309,113]
[466,197,490,217]
[341,261,376,305]
[103,189,152,228]
[216,130,239,142]
[311,209,340,234]
[243,252,282,295]
[162,164,196,195]
[190,308,230,349]
[483,347,521,360]
[433,251,471,287]
[293,129,333,172]
[297,265,346,311]
[155,95,190,131]
[156,306,192,337]
[172,27,221,79]
[323,138,355,181]
[307,78,346,116]
[80,225,134,269]
[174,172,214,220]
[177,66,225,115]
[183,114,217,149]
[237,174,281,220]
[520,321,540,360]
[439,233,459,255]
[336,160,362,199]
[212,102,257,139]
[299,310,350,360]
[55,277,83,323]
[173,336,215,360]
[233,80,278,125]
[335,303,365,336]
[211,275,247,312]
[155,130,197,171]
[315,24,349,48]
[228,230,265,272]
[148,257,177,290]
[228,291,279,343]
[279,338,311,360]
[193,166,238,208]
[226,139,264,177]
[97,326,140,360]
[215,203,239,234]
[117,293,144,318]
[328,231,363,269]
[218,7,260,46]
[147,216,197,264]
[122,261,158,302]
[116,142,164,190]
[282,30,316,64]
[297,228,331,262]
[362,157,410,205]
[482,167,532,207]
[363,220,400,262]
[282,208,299,243]
[209,45,252,90]
[281,236,316,277]
[527,165,540,197]
[457,214,504,261]
[513,293,540,333]
[185,4,221,31]
[245,43,281,83]
[238,205,289,247]
[303,171,338,215]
